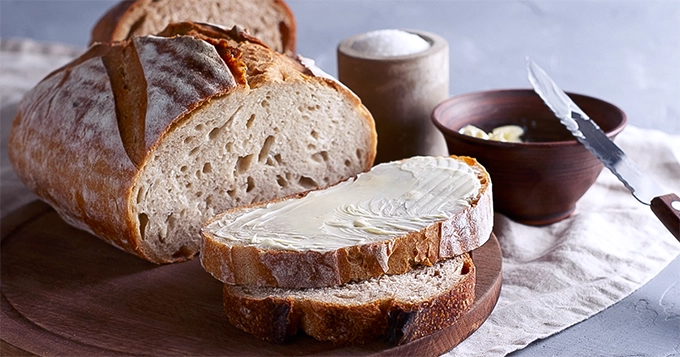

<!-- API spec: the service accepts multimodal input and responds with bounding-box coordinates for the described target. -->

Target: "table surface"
[1,1,679,356]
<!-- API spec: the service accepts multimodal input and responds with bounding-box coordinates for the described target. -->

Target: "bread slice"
[201,155,492,288]
[222,252,475,345]
[8,22,376,264]
[90,0,297,56]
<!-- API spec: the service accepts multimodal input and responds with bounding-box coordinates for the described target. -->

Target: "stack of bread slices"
[201,155,493,345]
[8,0,494,347]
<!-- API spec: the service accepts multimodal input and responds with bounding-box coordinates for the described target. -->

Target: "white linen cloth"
[1,39,679,356]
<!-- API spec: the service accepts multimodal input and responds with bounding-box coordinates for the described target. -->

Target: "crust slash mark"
[102,40,148,168]
[125,14,147,40]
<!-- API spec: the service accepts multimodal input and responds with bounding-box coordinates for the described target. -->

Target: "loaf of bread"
[90,0,296,56]
[222,252,475,345]
[8,22,376,264]
[201,155,492,288]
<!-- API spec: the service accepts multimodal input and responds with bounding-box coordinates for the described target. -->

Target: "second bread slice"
[201,156,493,288]
[223,252,475,345]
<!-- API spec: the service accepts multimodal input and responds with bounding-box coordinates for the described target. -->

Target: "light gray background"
[1,1,679,356]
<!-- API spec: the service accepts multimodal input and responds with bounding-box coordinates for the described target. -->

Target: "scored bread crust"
[90,0,297,56]
[201,156,492,288]
[8,22,376,264]
[222,252,476,345]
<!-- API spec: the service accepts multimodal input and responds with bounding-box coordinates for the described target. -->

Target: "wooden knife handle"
[650,193,680,242]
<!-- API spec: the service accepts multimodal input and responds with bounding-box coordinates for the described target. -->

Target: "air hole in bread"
[202,162,212,174]
[308,143,316,150]
[165,213,177,236]
[274,154,283,165]
[136,187,146,204]
[194,123,205,132]
[236,154,254,174]
[246,176,255,193]
[225,142,233,151]
[311,151,329,163]
[171,245,193,260]
[208,127,222,141]
[138,213,149,240]
[299,176,318,189]
[460,259,472,275]
[260,100,270,108]
[344,159,352,167]
[227,189,237,198]
[189,146,199,156]
[259,135,275,162]
[276,175,288,188]
[183,136,194,145]
[310,130,319,139]
[355,148,364,160]
[180,165,188,173]
[246,114,256,128]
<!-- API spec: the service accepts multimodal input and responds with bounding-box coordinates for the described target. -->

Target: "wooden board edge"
[1,201,51,242]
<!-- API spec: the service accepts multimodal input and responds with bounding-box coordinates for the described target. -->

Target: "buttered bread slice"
[201,156,492,288]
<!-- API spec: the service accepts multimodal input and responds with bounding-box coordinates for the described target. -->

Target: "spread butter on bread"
[201,155,492,288]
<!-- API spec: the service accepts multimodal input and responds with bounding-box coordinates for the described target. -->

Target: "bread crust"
[222,253,476,345]
[90,0,297,56]
[201,155,492,288]
[8,22,376,264]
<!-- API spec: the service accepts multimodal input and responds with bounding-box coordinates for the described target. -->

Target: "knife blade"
[526,57,680,241]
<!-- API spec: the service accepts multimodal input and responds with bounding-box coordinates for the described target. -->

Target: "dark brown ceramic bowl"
[431,89,627,225]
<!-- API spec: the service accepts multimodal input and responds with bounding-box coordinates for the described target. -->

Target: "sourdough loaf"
[201,155,492,288]
[8,22,376,264]
[91,0,296,56]
[222,252,475,345]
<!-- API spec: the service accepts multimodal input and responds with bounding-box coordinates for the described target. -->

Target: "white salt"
[350,29,430,57]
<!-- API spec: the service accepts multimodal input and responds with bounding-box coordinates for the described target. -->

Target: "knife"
[526,57,680,241]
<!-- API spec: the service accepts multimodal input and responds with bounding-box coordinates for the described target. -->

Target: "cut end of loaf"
[132,81,375,262]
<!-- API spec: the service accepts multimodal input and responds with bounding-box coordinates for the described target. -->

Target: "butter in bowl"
[432,89,627,225]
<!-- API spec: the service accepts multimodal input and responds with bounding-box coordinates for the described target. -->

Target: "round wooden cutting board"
[1,201,502,356]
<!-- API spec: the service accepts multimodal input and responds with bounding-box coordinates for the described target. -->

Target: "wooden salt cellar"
[338,30,449,164]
